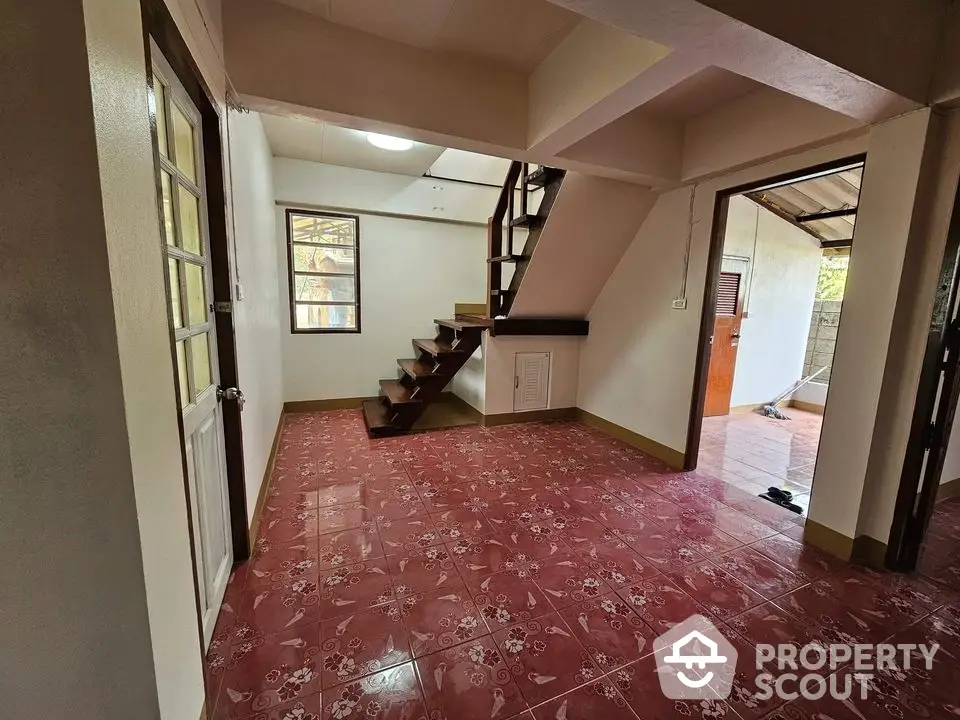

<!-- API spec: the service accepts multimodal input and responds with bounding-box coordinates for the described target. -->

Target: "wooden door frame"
[140,0,249,559]
[683,154,867,471]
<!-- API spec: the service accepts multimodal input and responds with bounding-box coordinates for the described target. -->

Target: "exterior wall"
[229,111,284,520]
[721,195,822,408]
[804,299,842,383]
[576,134,867,453]
[273,160,487,402]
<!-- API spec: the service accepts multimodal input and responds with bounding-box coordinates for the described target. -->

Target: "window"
[286,210,360,333]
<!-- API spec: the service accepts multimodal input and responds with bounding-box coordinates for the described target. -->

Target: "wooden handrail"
[487,161,523,318]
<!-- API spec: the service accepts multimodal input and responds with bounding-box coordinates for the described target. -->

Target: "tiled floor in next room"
[205,411,960,720]
[699,409,824,516]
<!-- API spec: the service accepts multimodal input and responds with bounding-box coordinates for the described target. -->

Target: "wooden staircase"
[488,162,565,317]
[361,163,566,438]
[362,317,488,437]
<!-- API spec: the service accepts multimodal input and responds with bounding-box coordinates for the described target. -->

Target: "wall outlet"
[672,297,687,310]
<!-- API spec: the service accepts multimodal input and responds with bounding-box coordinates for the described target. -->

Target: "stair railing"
[487,160,527,317]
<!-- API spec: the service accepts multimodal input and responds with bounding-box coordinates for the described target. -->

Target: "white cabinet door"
[514,352,550,411]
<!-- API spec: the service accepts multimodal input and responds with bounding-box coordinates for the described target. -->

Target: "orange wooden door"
[704,271,744,417]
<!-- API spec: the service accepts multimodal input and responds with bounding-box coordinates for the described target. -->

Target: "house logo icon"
[653,615,737,700]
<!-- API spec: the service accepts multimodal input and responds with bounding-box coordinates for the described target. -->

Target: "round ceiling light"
[367,132,414,151]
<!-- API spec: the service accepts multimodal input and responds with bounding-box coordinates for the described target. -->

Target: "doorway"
[150,46,233,646]
[689,158,865,520]
[142,0,251,660]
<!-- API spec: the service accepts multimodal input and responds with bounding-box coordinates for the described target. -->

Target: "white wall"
[484,336,582,416]
[273,157,499,224]
[274,161,488,401]
[941,423,960,485]
[229,111,284,519]
[723,195,822,407]
[577,135,868,455]
[1,2,162,716]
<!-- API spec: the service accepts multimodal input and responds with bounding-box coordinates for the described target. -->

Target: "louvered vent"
[716,272,741,315]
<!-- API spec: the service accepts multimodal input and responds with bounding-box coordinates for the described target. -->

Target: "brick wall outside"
[803,299,841,382]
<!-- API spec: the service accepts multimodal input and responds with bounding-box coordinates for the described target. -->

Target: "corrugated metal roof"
[748,166,862,243]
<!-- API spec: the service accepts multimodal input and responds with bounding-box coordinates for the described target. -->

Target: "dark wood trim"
[886,126,960,571]
[745,192,822,241]
[726,155,866,197]
[422,172,502,189]
[481,407,577,426]
[140,0,248,710]
[683,153,867,473]
[820,239,853,249]
[797,207,858,222]
[577,409,685,469]
[491,317,589,336]
[285,209,362,334]
[285,396,376,413]
[248,411,285,549]
[938,476,960,502]
[684,191,730,471]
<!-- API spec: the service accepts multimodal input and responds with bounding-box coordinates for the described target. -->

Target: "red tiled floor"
[416,635,528,720]
[203,411,960,720]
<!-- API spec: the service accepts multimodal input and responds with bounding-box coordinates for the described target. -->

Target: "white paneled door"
[514,352,551,412]
[151,45,232,648]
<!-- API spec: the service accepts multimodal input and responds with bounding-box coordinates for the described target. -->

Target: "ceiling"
[260,113,511,184]
[260,115,446,176]
[748,166,863,243]
[270,0,581,71]
[642,67,765,121]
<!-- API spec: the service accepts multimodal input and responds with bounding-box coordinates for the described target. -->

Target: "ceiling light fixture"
[367,132,413,151]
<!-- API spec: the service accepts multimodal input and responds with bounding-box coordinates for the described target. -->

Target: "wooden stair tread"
[526,166,563,188]
[362,399,399,435]
[413,338,462,356]
[510,214,542,229]
[434,318,489,330]
[379,379,420,405]
[398,358,437,379]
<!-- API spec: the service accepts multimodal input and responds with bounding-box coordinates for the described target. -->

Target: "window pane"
[175,340,189,408]
[190,333,212,394]
[294,275,356,303]
[178,185,202,255]
[185,261,207,326]
[160,172,176,246]
[168,258,183,328]
[296,303,356,330]
[290,214,356,246]
[292,245,355,274]
[171,101,197,182]
[153,76,168,157]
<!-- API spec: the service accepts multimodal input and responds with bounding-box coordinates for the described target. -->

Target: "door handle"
[217,386,245,410]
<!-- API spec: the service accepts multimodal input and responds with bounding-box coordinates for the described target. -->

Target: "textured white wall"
[722,195,822,407]
[577,136,868,454]
[229,112,284,518]
[1,1,162,716]
[483,336,582,416]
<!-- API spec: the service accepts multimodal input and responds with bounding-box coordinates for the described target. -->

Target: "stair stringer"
[508,172,658,318]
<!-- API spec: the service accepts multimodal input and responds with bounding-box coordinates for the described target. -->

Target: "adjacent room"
[697,165,861,517]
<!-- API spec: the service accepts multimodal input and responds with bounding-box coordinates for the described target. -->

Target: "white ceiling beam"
[526,19,674,155]
[225,0,528,152]
[547,0,923,123]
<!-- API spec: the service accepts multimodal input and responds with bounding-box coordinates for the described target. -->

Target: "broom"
[759,366,828,420]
